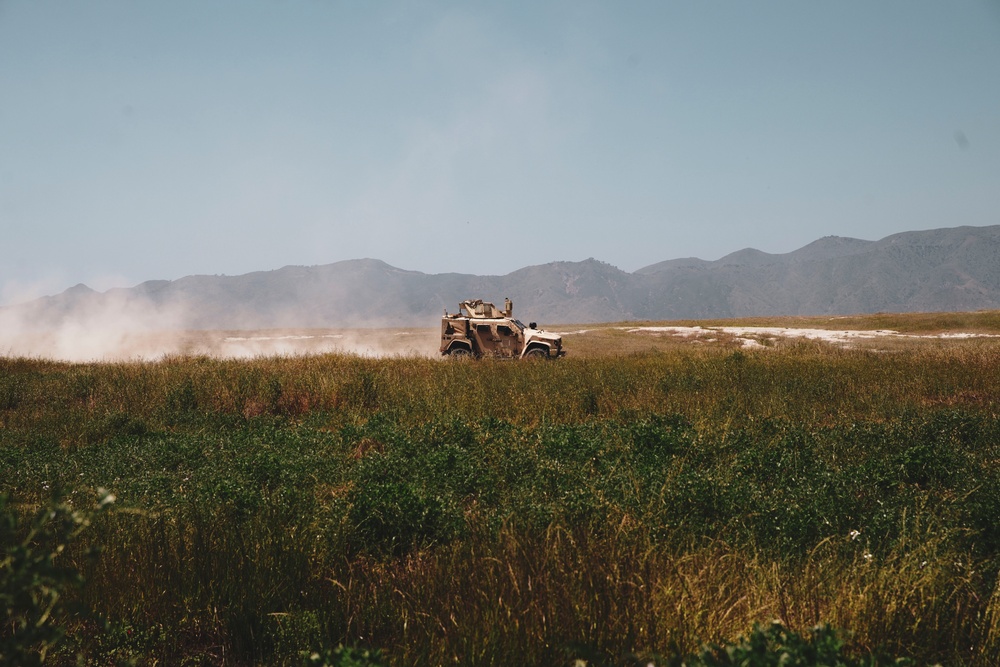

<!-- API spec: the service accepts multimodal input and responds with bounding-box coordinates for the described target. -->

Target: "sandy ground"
[3,321,999,362]
[623,326,1000,348]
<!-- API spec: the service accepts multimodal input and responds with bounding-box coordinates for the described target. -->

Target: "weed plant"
[1,339,1000,664]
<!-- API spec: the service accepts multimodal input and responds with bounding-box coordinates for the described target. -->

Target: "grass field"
[3,311,1000,665]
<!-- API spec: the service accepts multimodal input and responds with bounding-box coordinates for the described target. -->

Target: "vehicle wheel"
[449,347,473,359]
[524,347,548,359]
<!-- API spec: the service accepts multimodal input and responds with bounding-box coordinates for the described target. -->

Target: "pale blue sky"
[2,1,999,304]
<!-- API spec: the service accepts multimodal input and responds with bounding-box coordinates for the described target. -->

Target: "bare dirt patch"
[624,325,1000,349]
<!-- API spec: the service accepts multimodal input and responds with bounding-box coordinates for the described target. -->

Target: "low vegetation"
[2,313,1000,665]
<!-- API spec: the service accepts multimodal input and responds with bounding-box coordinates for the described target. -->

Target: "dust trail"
[0,292,439,361]
[0,323,440,361]
[209,330,438,359]
[0,291,187,361]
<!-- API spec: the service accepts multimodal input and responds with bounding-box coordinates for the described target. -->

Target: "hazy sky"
[2,1,999,305]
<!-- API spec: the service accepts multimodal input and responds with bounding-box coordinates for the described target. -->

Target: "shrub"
[686,622,914,667]
[302,645,385,667]
[0,490,114,666]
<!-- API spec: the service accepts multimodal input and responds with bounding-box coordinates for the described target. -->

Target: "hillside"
[3,225,999,331]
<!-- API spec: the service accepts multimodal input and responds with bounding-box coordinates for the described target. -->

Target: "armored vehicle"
[440,298,565,359]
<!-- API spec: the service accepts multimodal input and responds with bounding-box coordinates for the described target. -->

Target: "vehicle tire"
[449,347,473,359]
[524,347,548,359]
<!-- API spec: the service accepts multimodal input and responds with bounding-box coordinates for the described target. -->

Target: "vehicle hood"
[525,329,562,343]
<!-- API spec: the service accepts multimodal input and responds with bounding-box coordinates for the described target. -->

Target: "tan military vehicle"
[440,298,565,359]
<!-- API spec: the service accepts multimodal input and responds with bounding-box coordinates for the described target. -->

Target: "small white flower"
[863,552,873,562]
[97,488,116,507]
[849,530,861,541]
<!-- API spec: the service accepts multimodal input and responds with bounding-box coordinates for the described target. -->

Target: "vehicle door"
[495,323,521,358]
[474,323,500,355]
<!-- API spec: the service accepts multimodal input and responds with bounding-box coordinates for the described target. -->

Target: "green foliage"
[0,344,998,664]
[346,473,460,556]
[302,645,385,667]
[687,622,914,667]
[0,490,113,666]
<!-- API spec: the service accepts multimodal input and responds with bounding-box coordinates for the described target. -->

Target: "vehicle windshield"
[513,319,526,332]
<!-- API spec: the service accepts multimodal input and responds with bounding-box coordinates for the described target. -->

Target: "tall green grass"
[2,340,1000,664]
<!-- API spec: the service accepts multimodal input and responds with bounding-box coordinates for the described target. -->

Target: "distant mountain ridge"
[5,225,1000,329]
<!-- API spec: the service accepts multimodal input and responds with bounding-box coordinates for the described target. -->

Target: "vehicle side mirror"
[529,322,537,329]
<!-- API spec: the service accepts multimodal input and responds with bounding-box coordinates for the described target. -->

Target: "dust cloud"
[0,294,438,362]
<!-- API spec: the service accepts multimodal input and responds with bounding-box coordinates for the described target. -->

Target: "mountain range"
[6,225,1000,330]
